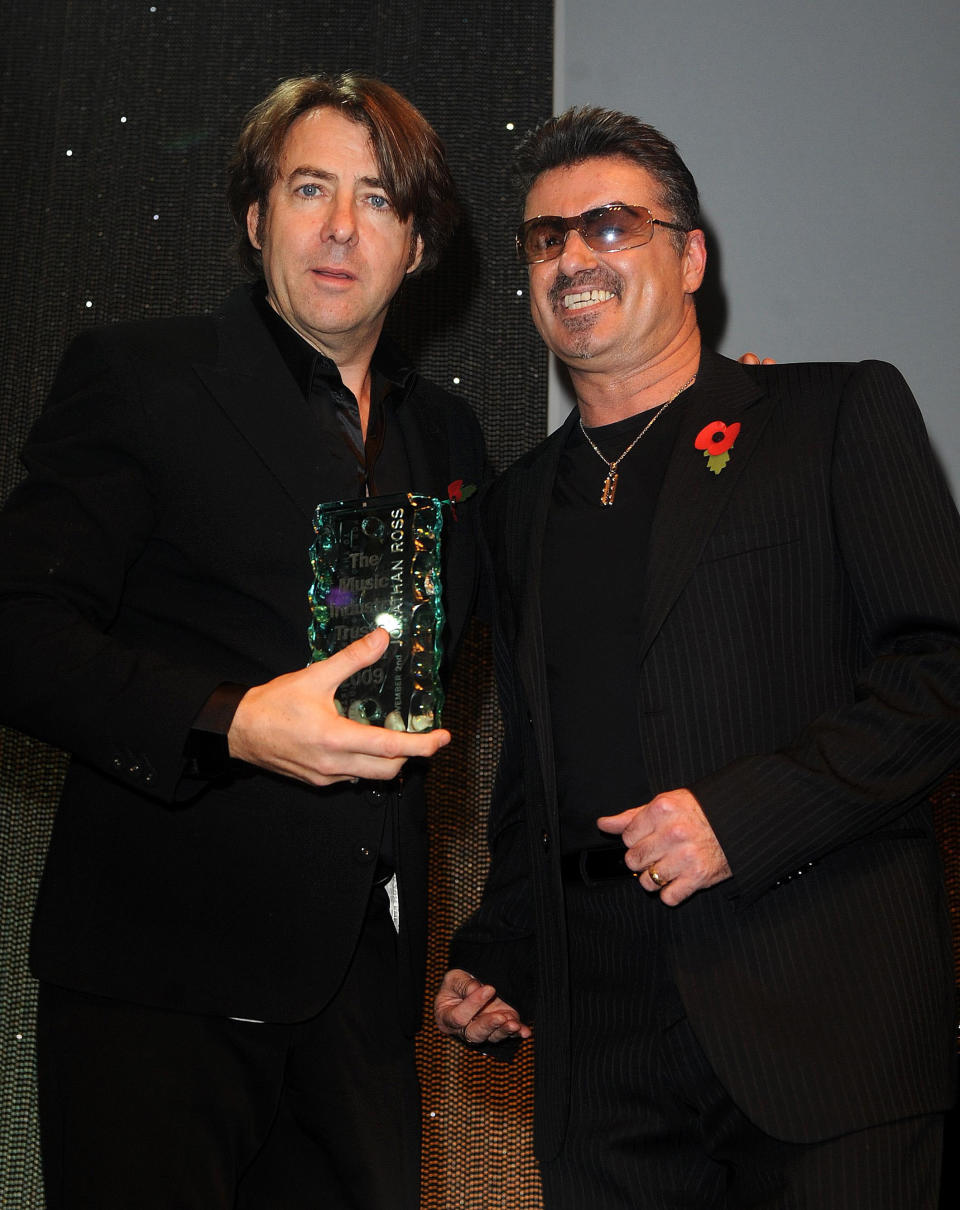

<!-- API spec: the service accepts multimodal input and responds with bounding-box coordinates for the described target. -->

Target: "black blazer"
[452,350,960,1156]
[0,283,487,1028]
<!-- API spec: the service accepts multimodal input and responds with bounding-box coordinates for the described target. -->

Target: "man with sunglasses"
[437,106,959,1208]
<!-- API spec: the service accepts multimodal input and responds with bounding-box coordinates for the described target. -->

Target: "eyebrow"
[526,199,636,219]
[286,166,386,191]
[580,200,634,212]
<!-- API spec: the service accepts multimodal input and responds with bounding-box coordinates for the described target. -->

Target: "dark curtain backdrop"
[0,2,552,1205]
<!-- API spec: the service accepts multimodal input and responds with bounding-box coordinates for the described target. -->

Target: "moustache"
[547,268,623,310]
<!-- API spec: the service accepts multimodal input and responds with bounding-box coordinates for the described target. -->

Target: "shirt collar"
[251,283,417,402]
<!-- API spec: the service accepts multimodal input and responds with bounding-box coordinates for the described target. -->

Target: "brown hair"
[516,107,699,254]
[227,72,458,276]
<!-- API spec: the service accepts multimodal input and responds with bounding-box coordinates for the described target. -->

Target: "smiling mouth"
[562,288,615,311]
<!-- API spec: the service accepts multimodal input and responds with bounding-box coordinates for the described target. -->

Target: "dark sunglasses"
[516,204,688,265]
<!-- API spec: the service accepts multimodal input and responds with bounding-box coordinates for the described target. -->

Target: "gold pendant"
[601,469,618,506]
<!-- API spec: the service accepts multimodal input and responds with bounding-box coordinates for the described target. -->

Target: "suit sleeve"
[448,708,540,1018]
[449,488,540,1019]
[0,331,228,800]
[693,361,960,903]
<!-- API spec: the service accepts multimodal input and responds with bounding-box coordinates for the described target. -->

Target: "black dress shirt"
[186,287,417,772]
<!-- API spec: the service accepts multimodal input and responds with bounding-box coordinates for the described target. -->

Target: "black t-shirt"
[542,396,689,854]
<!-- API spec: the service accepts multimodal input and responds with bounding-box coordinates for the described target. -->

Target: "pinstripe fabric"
[451,350,959,1170]
[539,878,944,1209]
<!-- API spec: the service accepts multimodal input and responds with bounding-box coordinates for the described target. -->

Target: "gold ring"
[649,866,666,887]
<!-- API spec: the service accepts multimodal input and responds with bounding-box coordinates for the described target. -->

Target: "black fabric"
[0,282,484,1028]
[543,400,688,852]
[181,295,417,777]
[182,678,248,781]
[541,880,944,1210]
[37,888,420,1210]
[252,285,413,498]
[0,276,486,1203]
[453,351,960,1166]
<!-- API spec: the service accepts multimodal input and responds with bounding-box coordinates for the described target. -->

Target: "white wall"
[550,0,958,500]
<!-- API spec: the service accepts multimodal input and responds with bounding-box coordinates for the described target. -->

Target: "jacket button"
[541,830,550,854]
[356,845,374,864]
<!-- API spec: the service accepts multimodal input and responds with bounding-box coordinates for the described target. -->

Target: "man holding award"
[437,106,960,1207]
[0,73,485,1208]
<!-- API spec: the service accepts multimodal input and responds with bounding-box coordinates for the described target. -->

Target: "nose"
[323,193,358,245]
[556,227,600,275]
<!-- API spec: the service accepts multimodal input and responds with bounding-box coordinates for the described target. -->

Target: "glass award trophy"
[308,492,445,731]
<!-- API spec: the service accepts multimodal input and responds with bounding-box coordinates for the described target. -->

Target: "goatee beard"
[547,267,623,312]
[548,268,622,358]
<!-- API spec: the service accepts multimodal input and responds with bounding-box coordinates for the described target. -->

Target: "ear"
[681,228,707,294]
[406,232,425,275]
[246,201,263,251]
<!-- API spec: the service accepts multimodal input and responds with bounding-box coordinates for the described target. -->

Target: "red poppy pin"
[446,479,477,519]
[695,421,741,475]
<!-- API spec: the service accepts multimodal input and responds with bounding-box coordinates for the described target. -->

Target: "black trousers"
[539,876,944,1210]
[36,886,420,1210]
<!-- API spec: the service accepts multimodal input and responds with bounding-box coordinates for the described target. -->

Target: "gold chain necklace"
[578,375,696,506]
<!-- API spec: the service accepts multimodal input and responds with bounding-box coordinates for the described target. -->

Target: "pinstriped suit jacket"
[452,348,960,1158]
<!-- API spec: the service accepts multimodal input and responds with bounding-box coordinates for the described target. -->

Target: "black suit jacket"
[0,283,486,1029]
[452,350,960,1156]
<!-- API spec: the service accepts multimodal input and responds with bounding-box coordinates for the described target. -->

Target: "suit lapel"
[197,289,458,518]
[638,349,772,665]
[513,416,571,679]
[396,392,451,498]
[507,356,770,811]
[192,286,335,524]
[510,416,574,810]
